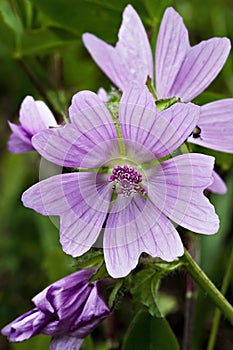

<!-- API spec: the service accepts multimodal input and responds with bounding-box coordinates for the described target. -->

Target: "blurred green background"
[0,1,233,349]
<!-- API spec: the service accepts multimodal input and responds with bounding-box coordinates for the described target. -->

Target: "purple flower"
[83,6,230,102]
[21,86,219,278]
[8,96,58,154]
[1,269,110,349]
[83,6,233,192]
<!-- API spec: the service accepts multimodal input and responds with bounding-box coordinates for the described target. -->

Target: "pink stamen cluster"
[108,165,146,197]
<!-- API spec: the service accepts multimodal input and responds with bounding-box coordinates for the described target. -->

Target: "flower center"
[108,165,146,197]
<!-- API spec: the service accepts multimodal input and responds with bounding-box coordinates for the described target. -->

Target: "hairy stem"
[207,246,233,350]
[181,248,233,324]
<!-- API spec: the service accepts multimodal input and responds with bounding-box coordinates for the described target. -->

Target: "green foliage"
[30,0,148,40]
[122,310,180,350]
[73,249,104,270]
[108,279,124,310]
[131,268,163,317]
[0,0,23,49]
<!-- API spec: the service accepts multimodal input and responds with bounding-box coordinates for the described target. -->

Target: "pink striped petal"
[119,86,200,159]
[82,5,153,90]
[208,171,227,194]
[69,90,117,140]
[169,38,231,102]
[32,124,120,169]
[104,195,183,278]
[97,88,109,103]
[22,173,112,256]
[8,122,33,153]
[147,154,219,234]
[156,7,190,99]
[19,96,57,134]
[51,336,83,350]
[188,99,233,153]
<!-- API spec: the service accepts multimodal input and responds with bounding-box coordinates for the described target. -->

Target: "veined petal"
[119,86,200,158]
[69,90,117,139]
[188,99,233,153]
[51,336,83,350]
[156,7,190,99]
[104,195,183,278]
[8,122,33,153]
[32,124,119,168]
[169,38,231,102]
[73,286,110,338]
[19,96,57,134]
[22,173,112,257]
[82,5,153,90]
[147,153,219,234]
[1,309,46,342]
[32,269,95,315]
[208,171,227,194]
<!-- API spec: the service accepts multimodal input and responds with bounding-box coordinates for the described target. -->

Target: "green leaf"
[30,0,149,41]
[131,268,162,317]
[0,0,23,48]
[157,293,178,316]
[0,13,16,55]
[19,27,78,57]
[80,335,94,350]
[89,263,109,282]
[108,279,124,309]
[122,310,180,350]
[74,249,104,270]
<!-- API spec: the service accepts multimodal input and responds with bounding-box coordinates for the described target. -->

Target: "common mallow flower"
[1,269,110,349]
[8,96,58,154]
[22,86,219,278]
[83,6,230,102]
[83,6,233,182]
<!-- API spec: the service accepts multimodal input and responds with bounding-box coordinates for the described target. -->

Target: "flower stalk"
[181,248,233,324]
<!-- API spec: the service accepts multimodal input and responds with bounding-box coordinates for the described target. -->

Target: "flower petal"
[82,5,153,90]
[22,173,112,256]
[169,38,231,102]
[208,171,227,194]
[1,309,46,342]
[50,336,83,350]
[147,153,219,234]
[156,7,190,99]
[32,269,95,314]
[32,124,119,168]
[8,122,33,153]
[188,99,233,153]
[104,195,183,278]
[119,86,200,158]
[97,87,109,103]
[72,286,110,338]
[69,90,117,139]
[19,96,57,134]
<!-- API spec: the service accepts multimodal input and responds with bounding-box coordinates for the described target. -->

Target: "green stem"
[181,248,233,325]
[207,246,233,350]
[115,123,126,156]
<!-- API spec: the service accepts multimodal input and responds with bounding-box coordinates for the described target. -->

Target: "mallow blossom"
[83,5,233,193]
[8,96,58,154]
[21,86,219,278]
[1,268,110,349]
